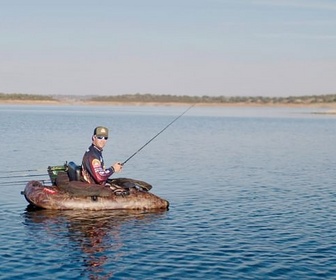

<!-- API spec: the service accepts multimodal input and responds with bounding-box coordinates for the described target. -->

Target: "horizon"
[1,1,336,97]
[2,92,336,100]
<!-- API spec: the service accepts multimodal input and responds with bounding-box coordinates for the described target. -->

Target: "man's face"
[93,135,108,149]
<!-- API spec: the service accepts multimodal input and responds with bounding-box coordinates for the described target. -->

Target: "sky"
[1,0,336,97]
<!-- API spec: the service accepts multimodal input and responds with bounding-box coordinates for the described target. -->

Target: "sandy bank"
[1,99,336,112]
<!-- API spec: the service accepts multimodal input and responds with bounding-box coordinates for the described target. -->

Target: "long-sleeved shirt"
[81,144,114,185]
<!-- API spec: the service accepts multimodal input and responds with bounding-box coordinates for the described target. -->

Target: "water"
[0,104,335,279]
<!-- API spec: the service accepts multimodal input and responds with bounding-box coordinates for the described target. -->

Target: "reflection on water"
[1,105,335,279]
[23,206,167,279]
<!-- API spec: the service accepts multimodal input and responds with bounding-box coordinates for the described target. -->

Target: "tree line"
[0,93,56,101]
[89,93,336,104]
[1,92,336,104]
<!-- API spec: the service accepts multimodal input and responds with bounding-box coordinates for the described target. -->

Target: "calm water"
[0,104,335,279]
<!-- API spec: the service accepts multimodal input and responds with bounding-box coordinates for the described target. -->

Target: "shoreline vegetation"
[1,92,336,113]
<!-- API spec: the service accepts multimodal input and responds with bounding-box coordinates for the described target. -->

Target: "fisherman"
[82,126,123,185]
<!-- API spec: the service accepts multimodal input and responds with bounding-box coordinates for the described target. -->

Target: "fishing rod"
[122,104,195,165]
[0,173,47,180]
[0,174,48,179]
[1,179,50,185]
[0,169,43,174]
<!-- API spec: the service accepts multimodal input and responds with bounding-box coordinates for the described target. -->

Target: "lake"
[0,104,335,279]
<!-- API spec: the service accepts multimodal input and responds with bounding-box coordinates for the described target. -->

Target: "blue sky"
[1,0,336,97]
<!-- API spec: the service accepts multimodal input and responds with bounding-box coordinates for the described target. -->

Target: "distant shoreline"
[1,99,336,115]
[1,99,336,110]
[1,92,336,114]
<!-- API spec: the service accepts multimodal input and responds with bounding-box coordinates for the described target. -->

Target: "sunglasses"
[96,136,108,140]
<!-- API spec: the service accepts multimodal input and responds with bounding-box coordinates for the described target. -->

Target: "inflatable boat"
[22,162,169,210]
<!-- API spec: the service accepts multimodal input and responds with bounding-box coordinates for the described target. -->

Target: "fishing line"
[122,104,195,165]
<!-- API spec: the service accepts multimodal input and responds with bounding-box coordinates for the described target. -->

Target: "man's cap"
[93,126,109,137]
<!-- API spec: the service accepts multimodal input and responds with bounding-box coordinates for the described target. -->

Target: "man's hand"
[112,162,123,173]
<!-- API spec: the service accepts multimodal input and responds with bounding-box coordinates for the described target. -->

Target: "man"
[82,126,123,185]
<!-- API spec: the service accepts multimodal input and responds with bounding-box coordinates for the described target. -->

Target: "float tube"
[22,162,169,210]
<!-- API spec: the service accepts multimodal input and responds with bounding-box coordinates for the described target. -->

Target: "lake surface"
[0,104,335,279]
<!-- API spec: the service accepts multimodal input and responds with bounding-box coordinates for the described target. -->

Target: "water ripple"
[1,106,336,279]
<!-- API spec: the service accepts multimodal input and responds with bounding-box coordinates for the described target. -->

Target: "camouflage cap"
[93,126,109,137]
